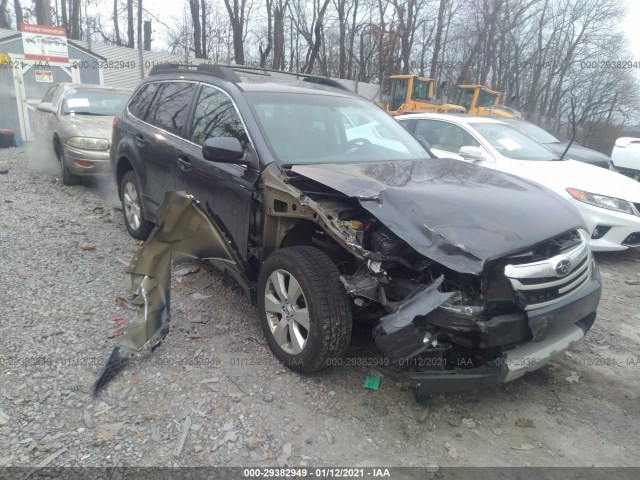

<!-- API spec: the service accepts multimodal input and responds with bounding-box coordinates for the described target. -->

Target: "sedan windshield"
[471,122,557,161]
[245,92,428,164]
[505,119,560,144]
[62,89,130,116]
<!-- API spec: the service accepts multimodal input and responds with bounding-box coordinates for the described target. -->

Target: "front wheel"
[59,151,80,186]
[120,170,153,240]
[258,246,352,373]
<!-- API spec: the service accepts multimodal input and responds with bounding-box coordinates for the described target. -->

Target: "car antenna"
[558,95,577,161]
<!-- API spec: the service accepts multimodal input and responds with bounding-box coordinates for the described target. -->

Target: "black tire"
[257,246,352,373]
[59,151,80,186]
[120,170,153,240]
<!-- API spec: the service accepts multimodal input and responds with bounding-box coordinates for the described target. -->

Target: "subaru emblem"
[555,259,571,276]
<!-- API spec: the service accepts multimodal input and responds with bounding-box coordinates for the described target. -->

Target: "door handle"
[177,156,192,172]
[135,134,147,146]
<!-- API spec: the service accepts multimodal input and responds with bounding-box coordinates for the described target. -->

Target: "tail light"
[113,116,119,128]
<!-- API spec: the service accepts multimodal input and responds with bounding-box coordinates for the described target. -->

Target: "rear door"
[176,83,260,259]
[142,81,197,212]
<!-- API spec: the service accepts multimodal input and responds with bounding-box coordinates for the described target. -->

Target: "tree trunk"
[335,0,346,78]
[35,0,53,25]
[223,0,247,65]
[143,20,151,50]
[201,0,207,58]
[59,0,67,30]
[302,0,330,74]
[127,0,134,47]
[14,0,23,26]
[113,0,121,45]
[429,0,447,79]
[189,0,202,57]
[137,0,142,49]
[272,1,288,70]
[259,0,273,67]
[0,0,10,29]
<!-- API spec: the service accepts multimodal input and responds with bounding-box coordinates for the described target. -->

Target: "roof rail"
[149,63,241,82]
[148,63,349,91]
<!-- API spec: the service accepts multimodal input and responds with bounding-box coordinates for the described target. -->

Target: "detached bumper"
[63,145,111,176]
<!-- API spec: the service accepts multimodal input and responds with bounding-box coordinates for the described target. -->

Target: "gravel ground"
[1,145,640,469]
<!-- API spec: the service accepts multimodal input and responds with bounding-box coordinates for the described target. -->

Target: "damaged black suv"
[110,65,601,400]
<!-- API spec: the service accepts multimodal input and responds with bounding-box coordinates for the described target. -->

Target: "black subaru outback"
[109,65,601,400]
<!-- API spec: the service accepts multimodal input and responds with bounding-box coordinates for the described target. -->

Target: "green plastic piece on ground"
[363,376,381,390]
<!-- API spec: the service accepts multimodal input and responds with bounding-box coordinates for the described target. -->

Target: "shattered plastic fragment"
[92,192,241,395]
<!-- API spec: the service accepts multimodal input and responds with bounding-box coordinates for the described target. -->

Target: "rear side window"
[190,85,248,149]
[146,82,196,136]
[128,83,159,120]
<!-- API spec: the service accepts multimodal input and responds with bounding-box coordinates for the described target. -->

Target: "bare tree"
[35,0,52,25]
[189,0,203,57]
[259,0,273,67]
[127,0,134,47]
[113,0,121,45]
[0,0,11,29]
[223,0,249,64]
[272,0,289,69]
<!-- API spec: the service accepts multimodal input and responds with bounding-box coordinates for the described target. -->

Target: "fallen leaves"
[515,418,535,428]
[444,441,459,459]
[79,242,96,251]
[565,371,580,384]
[186,332,202,340]
[192,293,212,300]
[106,325,125,338]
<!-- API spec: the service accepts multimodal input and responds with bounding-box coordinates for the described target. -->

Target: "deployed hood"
[544,142,611,169]
[291,158,584,274]
[505,159,640,203]
[63,115,114,138]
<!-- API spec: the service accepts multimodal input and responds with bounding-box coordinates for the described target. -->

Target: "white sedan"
[397,113,640,252]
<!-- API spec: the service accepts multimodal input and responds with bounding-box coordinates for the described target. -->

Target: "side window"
[415,120,479,154]
[128,83,159,120]
[147,82,196,136]
[42,85,57,103]
[190,85,249,149]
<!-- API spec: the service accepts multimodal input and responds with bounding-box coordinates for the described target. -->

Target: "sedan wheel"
[59,151,80,186]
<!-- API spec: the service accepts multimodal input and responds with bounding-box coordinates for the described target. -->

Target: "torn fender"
[93,191,242,394]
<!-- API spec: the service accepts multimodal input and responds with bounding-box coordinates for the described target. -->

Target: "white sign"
[35,70,53,82]
[20,23,69,63]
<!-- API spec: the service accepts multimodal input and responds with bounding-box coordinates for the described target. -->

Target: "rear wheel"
[258,246,352,373]
[59,151,80,186]
[120,170,153,240]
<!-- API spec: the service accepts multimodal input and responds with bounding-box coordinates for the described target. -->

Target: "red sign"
[20,23,69,63]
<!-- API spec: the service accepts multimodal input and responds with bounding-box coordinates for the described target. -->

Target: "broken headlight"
[566,188,635,215]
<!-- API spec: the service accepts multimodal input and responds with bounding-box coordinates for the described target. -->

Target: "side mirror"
[37,102,56,114]
[459,146,487,161]
[202,137,247,164]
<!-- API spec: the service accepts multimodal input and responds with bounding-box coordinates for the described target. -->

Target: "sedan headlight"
[66,137,110,151]
[566,187,635,215]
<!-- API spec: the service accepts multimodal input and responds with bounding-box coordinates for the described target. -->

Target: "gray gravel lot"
[1,146,639,469]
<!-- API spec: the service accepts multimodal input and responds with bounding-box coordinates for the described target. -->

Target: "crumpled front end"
[358,229,601,402]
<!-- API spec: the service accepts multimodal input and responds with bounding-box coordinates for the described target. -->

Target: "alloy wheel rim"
[264,269,310,354]
[123,182,141,230]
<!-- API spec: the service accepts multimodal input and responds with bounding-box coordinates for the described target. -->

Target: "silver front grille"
[504,238,592,310]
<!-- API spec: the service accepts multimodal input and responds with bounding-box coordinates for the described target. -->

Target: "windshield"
[471,122,557,161]
[412,78,431,101]
[476,89,499,108]
[62,88,130,116]
[506,120,560,144]
[246,92,429,164]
